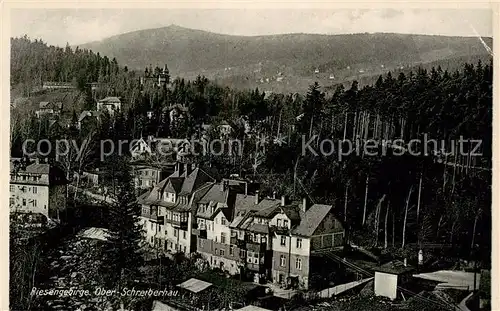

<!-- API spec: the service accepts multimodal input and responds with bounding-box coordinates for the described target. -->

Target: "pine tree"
[100,157,143,290]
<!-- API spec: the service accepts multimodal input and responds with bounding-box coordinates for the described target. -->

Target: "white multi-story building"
[97,97,121,115]
[9,158,68,221]
[137,163,216,254]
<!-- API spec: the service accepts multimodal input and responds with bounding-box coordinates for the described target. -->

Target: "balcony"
[141,210,164,224]
[230,237,246,248]
[167,219,188,230]
[246,241,266,253]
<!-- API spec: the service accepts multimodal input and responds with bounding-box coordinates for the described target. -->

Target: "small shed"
[373,259,415,300]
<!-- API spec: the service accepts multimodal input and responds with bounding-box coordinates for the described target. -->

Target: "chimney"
[301,197,307,212]
[175,162,184,175]
[281,195,286,207]
[403,258,407,267]
[185,163,193,175]
[255,190,259,205]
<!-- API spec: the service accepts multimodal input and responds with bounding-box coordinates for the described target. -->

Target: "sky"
[10,8,493,47]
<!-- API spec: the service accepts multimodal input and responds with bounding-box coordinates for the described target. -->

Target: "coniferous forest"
[10,35,492,311]
[11,36,492,263]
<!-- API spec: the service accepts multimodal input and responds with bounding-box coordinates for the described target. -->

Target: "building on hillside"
[137,163,217,255]
[130,137,153,159]
[77,110,100,130]
[36,101,62,118]
[270,199,344,289]
[97,97,121,115]
[373,260,415,300]
[140,64,170,87]
[206,192,346,289]
[146,136,192,162]
[193,180,249,274]
[10,158,68,221]
[131,163,172,191]
[42,81,75,90]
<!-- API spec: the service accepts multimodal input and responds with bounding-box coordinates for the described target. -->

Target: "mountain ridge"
[77,24,492,92]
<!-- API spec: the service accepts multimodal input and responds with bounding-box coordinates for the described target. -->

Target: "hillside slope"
[78,25,492,92]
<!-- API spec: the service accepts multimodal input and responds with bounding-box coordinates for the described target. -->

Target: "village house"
[130,137,153,159]
[140,64,170,87]
[198,191,346,290]
[36,101,62,118]
[42,81,75,90]
[77,110,100,130]
[10,158,68,221]
[193,179,249,274]
[137,163,217,255]
[131,162,172,191]
[97,97,121,115]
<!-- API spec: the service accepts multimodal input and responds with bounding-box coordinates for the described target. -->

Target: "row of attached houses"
[137,163,345,290]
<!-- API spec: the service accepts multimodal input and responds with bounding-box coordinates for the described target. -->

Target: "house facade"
[137,164,216,255]
[131,163,171,190]
[36,101,62,118]
[9,158,68,221]
[97,97,121,114]
[195,190,345,289]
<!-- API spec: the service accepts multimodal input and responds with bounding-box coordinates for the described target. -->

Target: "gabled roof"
[78,110,100,122]
[179,168,216,195]
[165,177,183,193]
[291,204,333,237]
[198,183,228,204]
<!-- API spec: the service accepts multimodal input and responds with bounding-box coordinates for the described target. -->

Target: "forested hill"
[78,25,492,80]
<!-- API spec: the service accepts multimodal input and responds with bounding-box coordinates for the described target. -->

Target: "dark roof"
[25,163,50,174]
[78,110,100,122]
[234,194,281,216]
[198,183,228,204]
[373,260,415,275]
[165,177,183,193]
[291,204,333,237]
[179,168,216,195]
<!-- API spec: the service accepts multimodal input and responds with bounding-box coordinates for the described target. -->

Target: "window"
[283,219,289,227]
[215,248,218,255]
[221,233,227,244]
[229,246,234,256]
[221,218,227,226]
[240,249,246,258]
[33,200,37,207]
[183,231,186,239]
[296,258,302,270]
[9,198,14,205]
[280,236,286,246]
[151,223,154,230]
[296,238,302,249]
[9,185,14,192]
[277,219,282,227]
[220,249,225,256]
[280,255,286,267]
[33,186,37,194]
[22,199,26,206]
[174,229,178,237]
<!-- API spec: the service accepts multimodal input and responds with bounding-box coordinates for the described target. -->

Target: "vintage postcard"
[3,2,496,311]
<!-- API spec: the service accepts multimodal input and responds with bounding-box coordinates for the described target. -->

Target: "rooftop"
[177,278,212,293]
